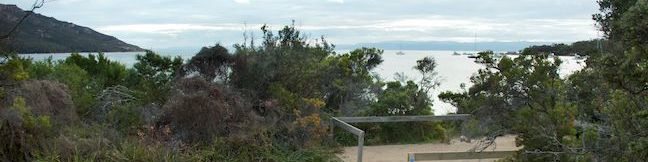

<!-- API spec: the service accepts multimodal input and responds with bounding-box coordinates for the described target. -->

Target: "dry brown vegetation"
[160,77,267,144]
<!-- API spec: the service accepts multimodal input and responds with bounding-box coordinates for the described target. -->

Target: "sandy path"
[338,135,520,162]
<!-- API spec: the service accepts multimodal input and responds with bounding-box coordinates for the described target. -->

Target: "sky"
[2,0,602,49]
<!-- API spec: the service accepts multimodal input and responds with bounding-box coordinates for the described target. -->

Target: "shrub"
[13,80,78,126]
[161,78,262,144]
[0,97,53,162]
[130,50,183,104]
[49,63,96,118]
[64,53,127,88]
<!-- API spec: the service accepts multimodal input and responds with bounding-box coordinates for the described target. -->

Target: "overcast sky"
[3,0,602,49]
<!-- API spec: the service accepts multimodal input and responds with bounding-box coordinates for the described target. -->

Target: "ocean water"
[376,50,585,115]
[19,50,585,115]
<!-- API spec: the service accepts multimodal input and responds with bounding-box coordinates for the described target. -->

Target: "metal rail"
[408,151,517,161]
[332,115,471,162]
[336,114,470,123]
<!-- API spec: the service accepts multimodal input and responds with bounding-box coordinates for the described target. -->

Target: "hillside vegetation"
[0,24,450,161]
[0,4,142,53]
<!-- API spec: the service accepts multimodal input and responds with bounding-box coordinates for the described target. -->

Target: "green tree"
[566,0,648,160]
[439,0,648,161]
[183,45,231,83]
[129,50,183,104]
[64,53,127,87]
[358,56,445,144]
[440,51,586,161]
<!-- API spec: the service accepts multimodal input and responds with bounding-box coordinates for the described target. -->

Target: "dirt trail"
[338,135,520,162]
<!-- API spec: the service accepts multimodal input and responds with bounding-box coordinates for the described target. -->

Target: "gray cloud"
[3,0,601,48]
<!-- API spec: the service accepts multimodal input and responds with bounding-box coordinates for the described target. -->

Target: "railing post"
[408,153,416,162]
[357,132,364,162]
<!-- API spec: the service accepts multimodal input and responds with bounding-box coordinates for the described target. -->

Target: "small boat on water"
[493,53,504,59]
[574,53,587,60]
[505,51,519,55]
[396,44,405,55]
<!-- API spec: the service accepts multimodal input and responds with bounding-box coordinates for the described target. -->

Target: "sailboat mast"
[473,32,477,52]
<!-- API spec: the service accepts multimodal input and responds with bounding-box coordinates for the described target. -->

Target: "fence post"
[357,132,364,162]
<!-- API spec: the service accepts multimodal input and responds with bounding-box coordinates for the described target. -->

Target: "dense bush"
[160,78,263,144]
[0,80,78,161]
[0,24,453,161]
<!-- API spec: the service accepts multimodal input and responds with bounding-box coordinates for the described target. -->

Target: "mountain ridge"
[0,4,143,53]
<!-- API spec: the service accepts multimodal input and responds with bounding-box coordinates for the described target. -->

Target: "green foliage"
[594,0,640,41]
[130,50,183,104]
[355,56,445,144]
[106,104,142,134]
[360,81,442,144]
[64,53,127,87]
[523,43,572,56]
[26,57,54,80]
[573,1,648,159]
[184,45,230,83]
[521,39,609,56]
[440,51,584,160]
[0,54,31,83]
[369,81,431,116]
[1,24,459,161]
[0,97,53,162]
[10,97,52,130]
[437,1,648,161]
[326,47,383,114]
[229,24,342,106]
[51,63,97,116]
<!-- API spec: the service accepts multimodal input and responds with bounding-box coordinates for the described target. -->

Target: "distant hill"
[0,4,143,53]
[336,41,552,52]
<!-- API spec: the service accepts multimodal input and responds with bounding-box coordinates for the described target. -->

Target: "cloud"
[233,0,250,4]
[96,15,597,47]
[98,24,247,36]
[1,0,601,48]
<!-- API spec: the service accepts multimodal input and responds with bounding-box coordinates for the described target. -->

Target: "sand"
[337,135,520,162]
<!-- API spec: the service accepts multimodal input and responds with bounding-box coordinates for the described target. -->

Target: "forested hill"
[0,4,143,53]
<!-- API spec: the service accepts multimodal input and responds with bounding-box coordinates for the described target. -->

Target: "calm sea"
[19,50,585,115]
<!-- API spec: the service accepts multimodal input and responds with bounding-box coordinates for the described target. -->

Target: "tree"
[326,48,383,115]
[183,45,231,83]
[130,50,183,103]
[439,0,648,161]
[440,51,584,160]
[565,0,648,160]
[357,57,445,144]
